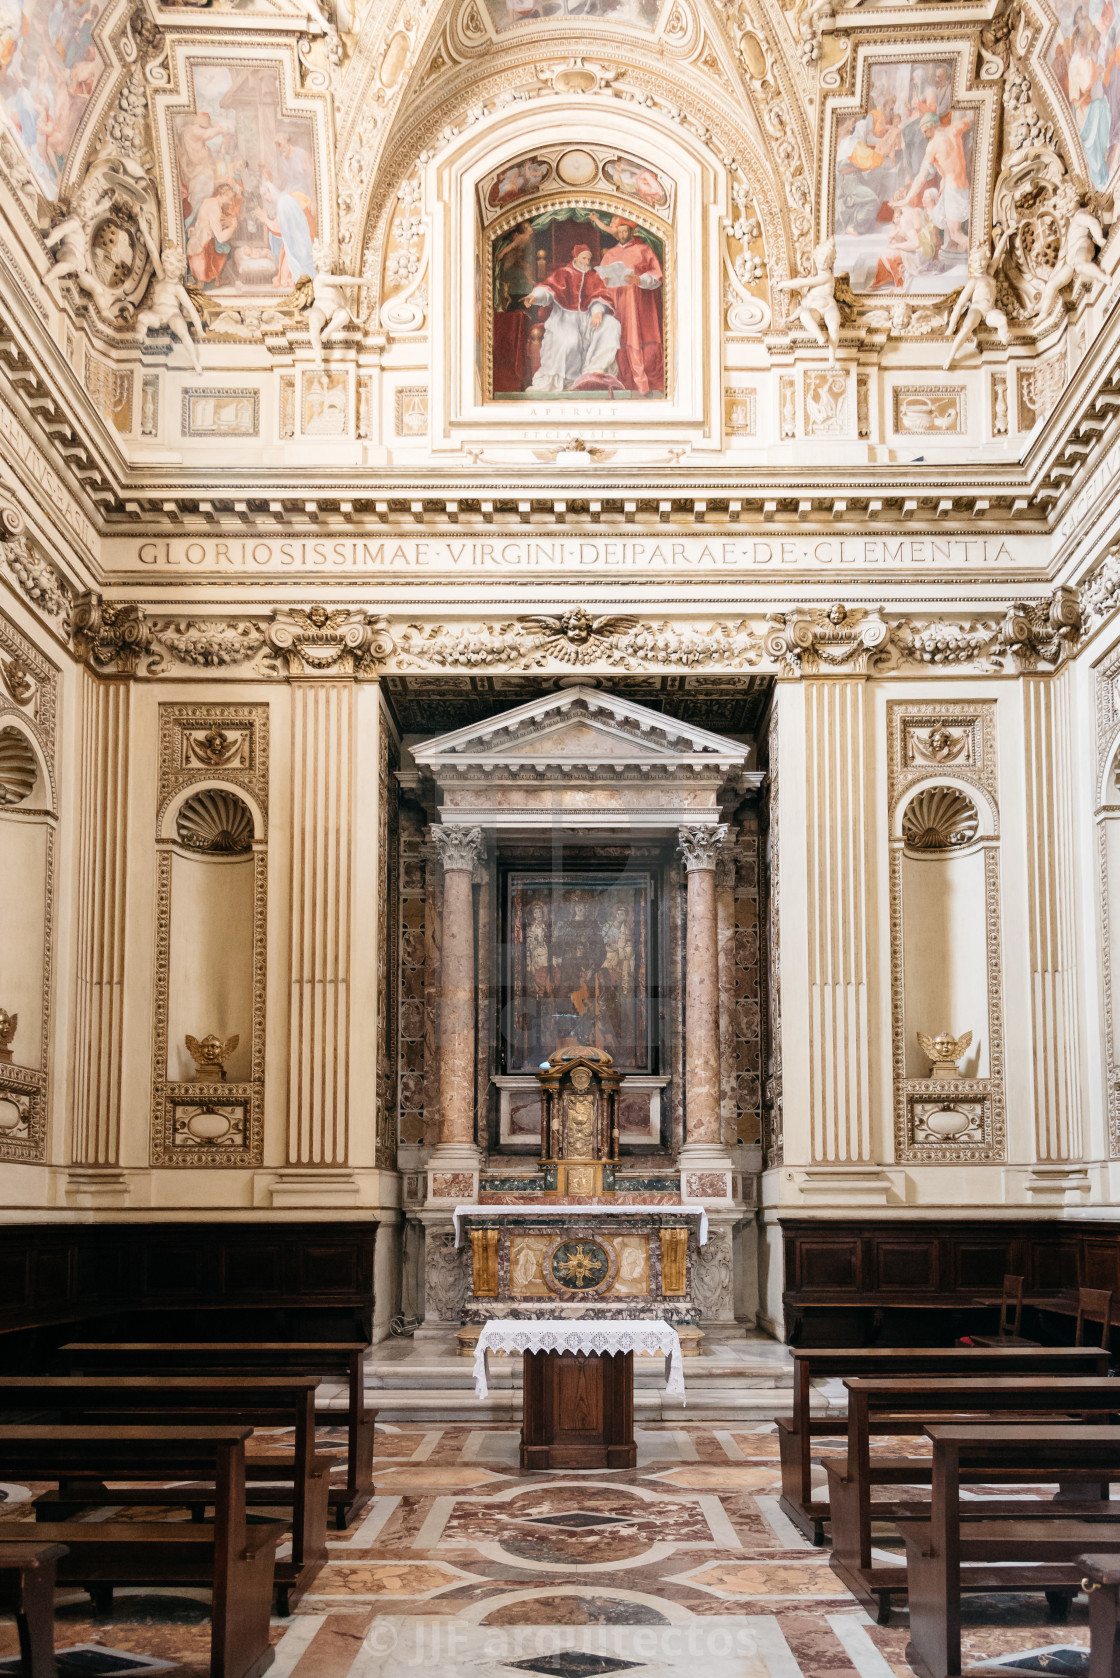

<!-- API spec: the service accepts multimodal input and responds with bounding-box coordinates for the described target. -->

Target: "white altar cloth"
[473,1317,686,1402]
[452,1203,709,1248]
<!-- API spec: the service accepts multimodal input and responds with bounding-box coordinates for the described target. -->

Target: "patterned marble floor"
[0,1422,1096,1678]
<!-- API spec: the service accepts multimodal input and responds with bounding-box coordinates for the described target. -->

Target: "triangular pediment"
[412,686,750,770]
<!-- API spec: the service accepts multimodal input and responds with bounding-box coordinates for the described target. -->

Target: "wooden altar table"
[473,1318,685,1469]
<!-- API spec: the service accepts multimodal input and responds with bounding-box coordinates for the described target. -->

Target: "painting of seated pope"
[491,207,667,399]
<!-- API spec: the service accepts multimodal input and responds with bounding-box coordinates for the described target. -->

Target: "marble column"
[678,824,735,1203]
[427,823,486,1204]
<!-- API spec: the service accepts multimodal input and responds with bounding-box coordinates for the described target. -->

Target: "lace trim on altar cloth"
[473,1317,685,1402]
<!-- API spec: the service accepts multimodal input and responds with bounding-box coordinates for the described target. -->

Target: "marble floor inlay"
[0,1422,1097,1678]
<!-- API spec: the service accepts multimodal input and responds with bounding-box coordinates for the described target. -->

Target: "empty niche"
[899,784,988,1080]
[165,788,256,1084]
[0,726,51,1073]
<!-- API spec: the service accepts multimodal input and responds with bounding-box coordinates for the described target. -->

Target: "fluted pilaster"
[72,675,131,1170]
[804,679,872,1164]
[1023,673,1082,1164]
[287,681,354,1166]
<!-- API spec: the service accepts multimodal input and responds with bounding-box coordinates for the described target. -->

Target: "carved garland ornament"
[70,592,1092,681]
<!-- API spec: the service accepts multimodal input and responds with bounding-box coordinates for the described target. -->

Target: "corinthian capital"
[431,824,487,872]
[677,824,729,871]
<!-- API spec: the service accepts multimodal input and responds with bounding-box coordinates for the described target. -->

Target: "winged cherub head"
[186,1032,239,1081]
[917,1030,973,1077]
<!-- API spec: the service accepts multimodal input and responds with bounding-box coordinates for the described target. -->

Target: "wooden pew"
[0,1375,329,1612]
[1079,1552,1120,1678]
[827,1374,1120,1621]
[778,1345,1111,1543]
[896,1424,1120,1678]
[63,1341,374,1529]
[0,1543,67,1678]
[0,1426,282,1678]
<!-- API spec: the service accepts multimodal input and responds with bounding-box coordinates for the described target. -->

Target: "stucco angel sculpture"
[138,247,204,373]
[0,1008,16,1064]
[1035,184,1110,322]
[917,1030,972,1078]
[44,187,118,314]
[775,239,842,364]
[302,242,377,367]
[943,229,1011,369]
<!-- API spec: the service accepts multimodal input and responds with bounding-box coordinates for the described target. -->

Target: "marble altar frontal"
[460,1208,699,1325]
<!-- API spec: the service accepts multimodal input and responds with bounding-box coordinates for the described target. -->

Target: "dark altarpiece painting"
[504,874,653,1073]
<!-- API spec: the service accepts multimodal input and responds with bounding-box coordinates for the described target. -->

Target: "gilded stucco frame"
[150,702,269,1167]
[887,699,1006,1164]
[819,40,1000,303]
[149,38,334,296]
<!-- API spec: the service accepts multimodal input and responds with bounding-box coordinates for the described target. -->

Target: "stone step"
[365,1356,793,1392]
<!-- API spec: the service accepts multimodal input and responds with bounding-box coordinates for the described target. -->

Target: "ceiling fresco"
[0,0,1110,572]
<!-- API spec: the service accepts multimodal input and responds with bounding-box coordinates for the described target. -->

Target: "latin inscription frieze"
[112,535,1044,576]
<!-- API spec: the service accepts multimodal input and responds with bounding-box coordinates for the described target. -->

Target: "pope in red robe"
[528,246,622,393]
[593,222,664,395]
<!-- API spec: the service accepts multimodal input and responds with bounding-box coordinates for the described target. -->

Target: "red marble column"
[431,824,486,1149]
[678,825,729,1147]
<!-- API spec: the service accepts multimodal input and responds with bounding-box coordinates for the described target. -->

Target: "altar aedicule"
[406,686,762,1335]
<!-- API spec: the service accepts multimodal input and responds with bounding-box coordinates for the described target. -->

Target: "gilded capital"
[431,824,487,873]
[677,824,729,871]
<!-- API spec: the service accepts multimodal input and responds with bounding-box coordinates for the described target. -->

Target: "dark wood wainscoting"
[0,1221,377,1367]
[780,1218,1109,1346]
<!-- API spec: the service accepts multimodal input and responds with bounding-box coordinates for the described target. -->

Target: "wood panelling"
[0,1222,377,1354]
[781,1218,1120,1345]
[874,1239,937,1292]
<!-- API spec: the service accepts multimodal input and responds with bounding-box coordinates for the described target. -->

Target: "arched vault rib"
[354,41,800,319]
[338,0,811,288]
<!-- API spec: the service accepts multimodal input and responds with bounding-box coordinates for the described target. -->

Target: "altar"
[454,1043,706,1327]
[473,1318,686,1468]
